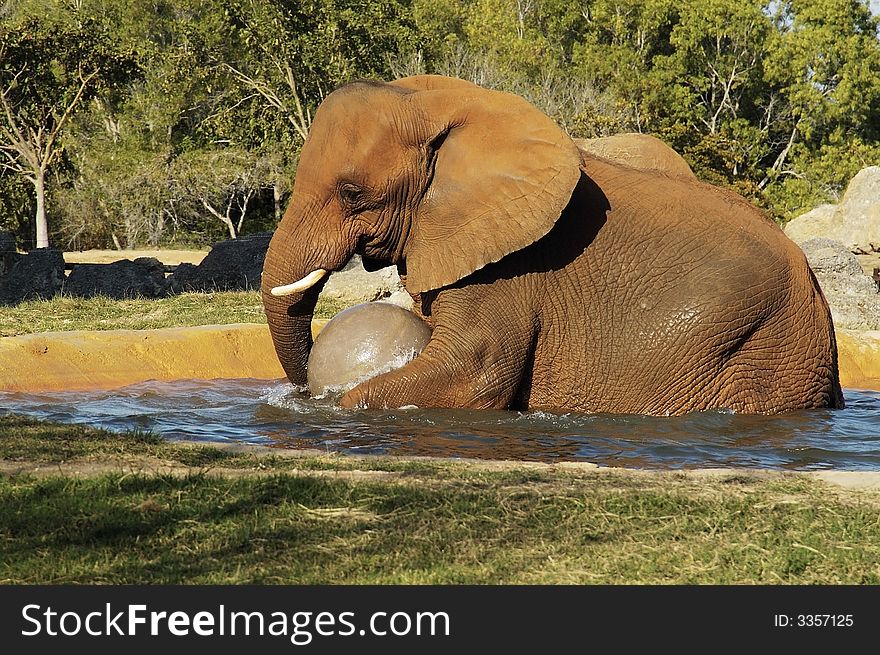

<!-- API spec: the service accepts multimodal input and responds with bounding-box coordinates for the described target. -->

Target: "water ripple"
[1,380,878,470]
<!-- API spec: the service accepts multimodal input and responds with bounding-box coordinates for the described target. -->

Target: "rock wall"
[65,258,167,299]
[165,233,270,293]
[574,133,697,180]
[798,238,880,331]
[0,233,409,310]
[0,248,64,305]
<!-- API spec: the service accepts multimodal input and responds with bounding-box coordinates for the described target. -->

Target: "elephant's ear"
[402,86,582,294]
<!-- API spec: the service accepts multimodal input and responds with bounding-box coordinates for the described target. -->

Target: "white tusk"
[270,269,328,296]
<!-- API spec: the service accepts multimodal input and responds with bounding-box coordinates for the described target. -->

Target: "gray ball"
[307,302,431,397]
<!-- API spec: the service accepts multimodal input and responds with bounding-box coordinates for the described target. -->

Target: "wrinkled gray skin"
[307,302,432,396]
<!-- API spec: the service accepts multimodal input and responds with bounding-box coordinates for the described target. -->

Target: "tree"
[0,14,135,248]
[0,170,33,243]
[565,0,880,215]
[170,148,281,240]
[653,0,771,136]
[639,0,776,194]
[53,0,247,248]
[0,26,95,248]
[5,0,878,247]
[205,0,421,148]
[571,0,678,132]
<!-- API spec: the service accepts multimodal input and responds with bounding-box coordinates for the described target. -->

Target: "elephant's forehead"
[301,96,410,185]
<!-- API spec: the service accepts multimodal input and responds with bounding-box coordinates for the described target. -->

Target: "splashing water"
[310,347,422,399]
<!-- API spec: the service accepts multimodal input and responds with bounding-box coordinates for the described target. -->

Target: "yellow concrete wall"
[0,324,284,392]
[0,322,877,394]
[836,329,880,393]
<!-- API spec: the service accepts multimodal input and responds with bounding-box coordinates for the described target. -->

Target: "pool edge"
[0,322,877,394]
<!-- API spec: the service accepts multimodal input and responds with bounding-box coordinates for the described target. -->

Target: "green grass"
[0,415,427,473]
[2,416,879,584]
[0,292,348,336]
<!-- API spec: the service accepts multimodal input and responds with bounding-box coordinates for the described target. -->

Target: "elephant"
[261,74,843,415]
[573,133,697,181]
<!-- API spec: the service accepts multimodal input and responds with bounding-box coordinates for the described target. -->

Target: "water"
[2,379,879,470]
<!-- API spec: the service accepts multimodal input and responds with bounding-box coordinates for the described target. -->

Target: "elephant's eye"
[339,183,364,209]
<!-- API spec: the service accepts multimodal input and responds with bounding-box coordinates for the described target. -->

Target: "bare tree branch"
[200,196,237,239]
[759,122,800,190]
[224,61,311,141]
[276,60,313,135]
[0,143,26,173]
[2,65,98,176]
[2,57,99,247]
[0,66,30,147]
[235,188,256,234]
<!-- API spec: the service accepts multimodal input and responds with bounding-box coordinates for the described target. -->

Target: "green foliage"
[12,0,426,249]
[763,0,880,216]
[0,172,32,240]
[0,5,139,247]
[0,13,136,127]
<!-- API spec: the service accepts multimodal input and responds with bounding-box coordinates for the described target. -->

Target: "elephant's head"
[261,75,582,385]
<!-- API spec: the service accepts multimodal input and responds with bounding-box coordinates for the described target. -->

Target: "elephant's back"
[575,134,697,181]
[527,159,841,413]
[581,154,793,276]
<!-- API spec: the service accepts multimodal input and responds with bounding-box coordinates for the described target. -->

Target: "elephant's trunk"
[262,285,323,386]
[261,224,329,386]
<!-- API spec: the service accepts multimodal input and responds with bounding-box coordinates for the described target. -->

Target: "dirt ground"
[3,440,880,492]
[63,249,209,266]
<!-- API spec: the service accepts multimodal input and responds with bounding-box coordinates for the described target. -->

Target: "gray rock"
[166,233,270,293]
[799,237,880,330]
[319,255,410,309]
[575,133,697,180]
[784,204,836,245]
[64,257,166,299]
[0,231,16,252]
[162,262,199,293]
[378,289,415,310]
[0,248,65,305]
[785,166,880,253]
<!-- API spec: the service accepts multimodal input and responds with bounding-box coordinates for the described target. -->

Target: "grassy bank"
[1,415,879,584]
[0,293,347,336]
